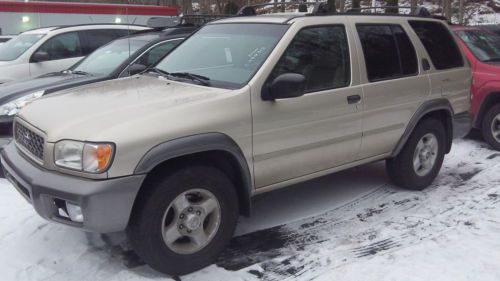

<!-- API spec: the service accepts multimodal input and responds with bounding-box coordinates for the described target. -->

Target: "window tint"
[38,32,82,61]
[409,21,463,70]
[357,24,417,81]
[136,39,182,67]
[269,25,350,92]
[80,29,130,55]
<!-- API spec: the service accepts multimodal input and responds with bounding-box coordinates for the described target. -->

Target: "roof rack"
[347,6,430,16]
[237,2,332,16]
[147,15,232,30]
[236,3,438,19]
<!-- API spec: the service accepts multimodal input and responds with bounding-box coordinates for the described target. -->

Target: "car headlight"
[0,90,45,116]
[54,140,114,173]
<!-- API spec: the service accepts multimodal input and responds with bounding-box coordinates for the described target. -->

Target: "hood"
[0,61,18,67]
[18,75,232,142]
[0,72,103,104]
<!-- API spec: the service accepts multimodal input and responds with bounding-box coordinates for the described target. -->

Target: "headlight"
[0,90,45,116]
[54,140,114,173]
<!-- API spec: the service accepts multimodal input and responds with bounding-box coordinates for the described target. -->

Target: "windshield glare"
[73,36,155,76]
[456,30,500,62]
[155,23,288,89]
[0,33,45,61]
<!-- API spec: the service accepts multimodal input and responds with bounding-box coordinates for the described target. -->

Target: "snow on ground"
[1,136,500,281]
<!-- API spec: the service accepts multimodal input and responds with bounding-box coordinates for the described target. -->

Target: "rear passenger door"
[251,24,363,188]
[408,20,471,114]
[351,20,430,159]
[29,31,83,77]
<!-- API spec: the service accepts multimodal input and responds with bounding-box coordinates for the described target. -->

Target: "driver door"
[251,24,363,188]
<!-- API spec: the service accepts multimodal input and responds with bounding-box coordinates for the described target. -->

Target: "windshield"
[456,30,500,62]
[155,23,289,89]
[0,33,45,61]
[72,35,157,76]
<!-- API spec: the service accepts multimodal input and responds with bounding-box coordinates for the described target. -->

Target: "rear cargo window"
[409,20,463,70]
[356,24,417,82]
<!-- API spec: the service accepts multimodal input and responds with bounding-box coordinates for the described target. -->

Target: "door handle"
[347,95,361,104]
[441,78,451,82]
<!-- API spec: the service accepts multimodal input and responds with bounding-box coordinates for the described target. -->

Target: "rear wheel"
[386,118,446,190]
[481,104,500,151]
[127,166,239,276]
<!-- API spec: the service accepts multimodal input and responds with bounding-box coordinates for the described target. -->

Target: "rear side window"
[356,24,418,82]
[269,25,350,92]
[80,29,131,55]
[37,31,82,61]
[409,21,463,70]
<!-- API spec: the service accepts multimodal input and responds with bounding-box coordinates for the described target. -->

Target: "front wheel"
[386,118,446,190]
[481,104,500,151]
[127,166,239,276]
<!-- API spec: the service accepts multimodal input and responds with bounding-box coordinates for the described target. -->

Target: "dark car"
[0,26,197,148]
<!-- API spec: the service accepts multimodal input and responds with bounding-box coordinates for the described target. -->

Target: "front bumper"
[1,142,146,233]
[452,112,472,139]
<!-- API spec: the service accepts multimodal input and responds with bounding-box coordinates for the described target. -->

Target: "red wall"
[0,1,177,16]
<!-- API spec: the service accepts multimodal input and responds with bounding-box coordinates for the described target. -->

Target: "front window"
[0,33,45,61]
[72,35,156,76]
[455,30,500,63]
[155,23,289,89]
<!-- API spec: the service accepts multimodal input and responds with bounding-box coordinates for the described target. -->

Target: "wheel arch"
[133,133,253,217]
[474,91,500,128]
[391,99,454,157]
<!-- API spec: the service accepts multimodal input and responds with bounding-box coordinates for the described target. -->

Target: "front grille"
[14,122,44,160]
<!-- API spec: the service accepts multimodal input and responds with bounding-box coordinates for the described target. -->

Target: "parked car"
[0,26,197,149]
[0,24,147,84]
[453,26,500,150]
[1,7,471,276]
[0,35,14,45]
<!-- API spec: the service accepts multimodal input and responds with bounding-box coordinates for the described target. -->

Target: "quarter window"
[37,32,82,61]
[268,25,350,92]
[409,20,463,70]
[356,24,418,81]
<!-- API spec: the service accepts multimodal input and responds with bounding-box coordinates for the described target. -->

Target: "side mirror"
[128,63,147,76]
[262,73,306,101]
[31,51,49,63]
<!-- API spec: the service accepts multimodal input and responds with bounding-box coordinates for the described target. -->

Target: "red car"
[453,26,500,150]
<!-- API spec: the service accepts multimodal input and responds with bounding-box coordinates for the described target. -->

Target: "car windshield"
[456,30,500,62]
[155,23,289,89]
[72,35,157,76]
[0,33,45,61]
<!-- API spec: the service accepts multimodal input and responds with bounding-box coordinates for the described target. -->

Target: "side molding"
[391,99,454,157]
[134,133,253,215]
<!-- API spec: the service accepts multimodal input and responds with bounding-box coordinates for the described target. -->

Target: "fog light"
[66,202,84,223]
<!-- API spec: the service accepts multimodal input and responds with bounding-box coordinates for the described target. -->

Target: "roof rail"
[237,1,333,16]
[346,6,430,17]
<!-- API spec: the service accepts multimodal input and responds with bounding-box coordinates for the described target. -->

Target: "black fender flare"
[474,92,500,128]
[134,133,253,215]
[391,99,454,157]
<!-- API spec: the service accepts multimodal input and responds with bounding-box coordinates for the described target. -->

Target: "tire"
[386,118,446,190]
[126,165,239,276]
[481,104,500,151]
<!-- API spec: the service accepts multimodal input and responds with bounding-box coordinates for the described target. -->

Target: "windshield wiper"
[170,72,211,86]
[148,67,170,78]
[63,69,91,76]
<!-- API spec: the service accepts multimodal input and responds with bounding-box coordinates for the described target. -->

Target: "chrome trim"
[13,117,46,167]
